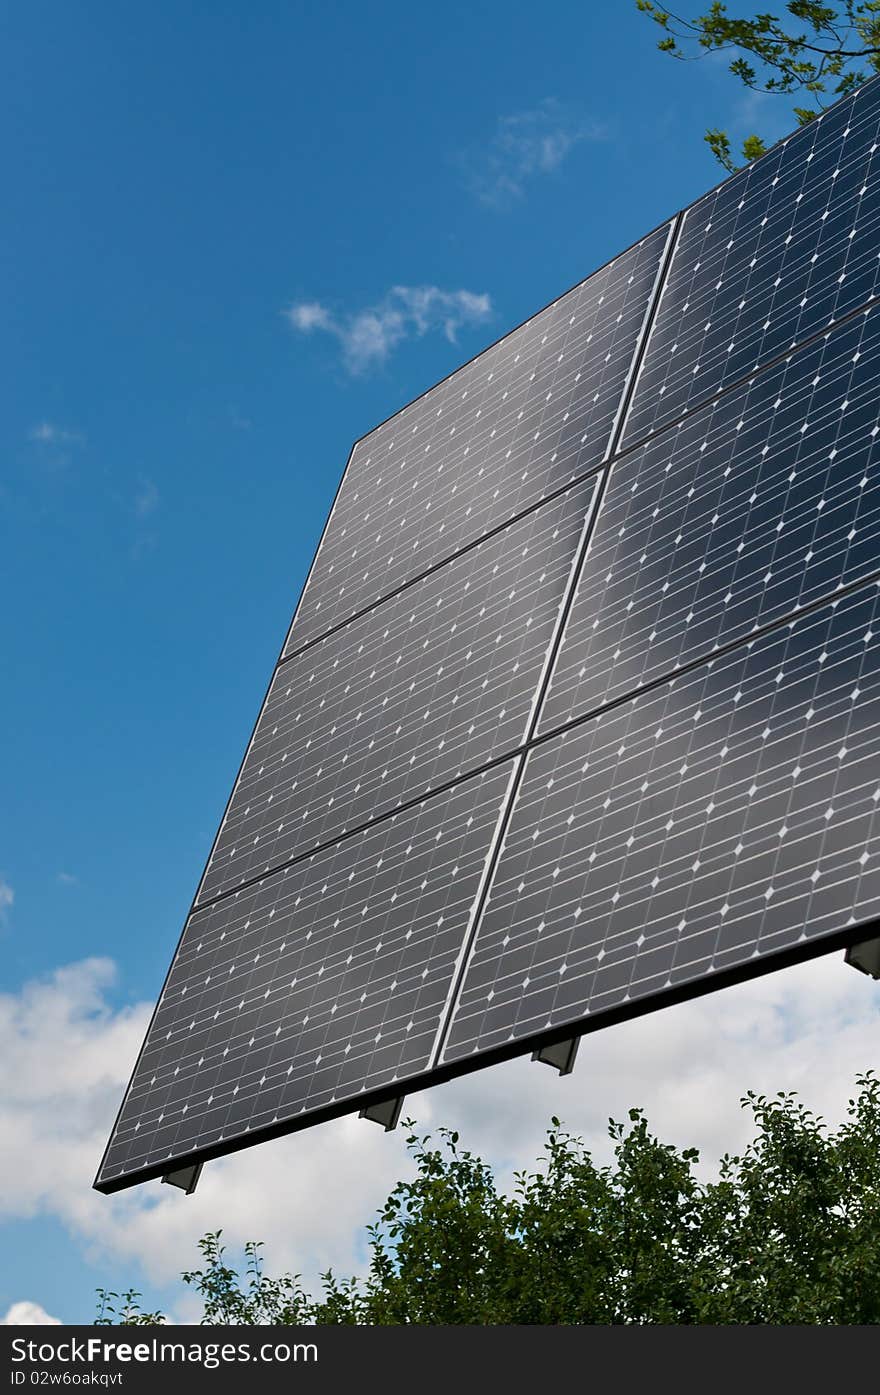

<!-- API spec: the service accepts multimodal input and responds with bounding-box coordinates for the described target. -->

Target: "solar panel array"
[97,77,880,1193]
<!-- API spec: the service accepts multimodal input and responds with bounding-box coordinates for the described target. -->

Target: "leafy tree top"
[636,2,880,167]
[97,1072,880,1325]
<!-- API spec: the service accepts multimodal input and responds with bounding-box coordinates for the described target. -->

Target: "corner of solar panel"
[97,75,880,1191]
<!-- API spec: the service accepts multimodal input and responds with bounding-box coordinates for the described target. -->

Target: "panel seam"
[425,484,606,1069]
[426,211,685,1069]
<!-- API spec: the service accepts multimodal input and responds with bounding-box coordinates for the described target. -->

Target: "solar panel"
[623,80,880,447]
[198,480,598,902]
[96,76,880,1195]
[99,762,517,1184]
[538,303,880,734]
[443,581,880,1062]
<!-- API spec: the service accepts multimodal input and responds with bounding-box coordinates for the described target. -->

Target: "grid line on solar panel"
[274,458,606,670]
[281,225,672,657]
[422,211,686,1068]
[623,77,880,445]
[97,761,516,1185]
[196,480,598,904]
[442,580,880,1063]
[538,301,880,735]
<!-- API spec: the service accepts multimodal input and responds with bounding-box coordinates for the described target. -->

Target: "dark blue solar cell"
[624,79,880,446]
[443,582,880,1063]
[539,304,880,734]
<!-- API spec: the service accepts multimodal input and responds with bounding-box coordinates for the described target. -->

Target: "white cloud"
[0,879,13,920]
[1,952,877,1318]
[287,302,334,333]
[57,872,78,887]
[2,1301,61,1325]
[284,285,492,374]
[465,99,605,207]
[28,423,83,447]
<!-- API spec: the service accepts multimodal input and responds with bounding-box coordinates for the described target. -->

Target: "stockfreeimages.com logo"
[10,1336,317,1374]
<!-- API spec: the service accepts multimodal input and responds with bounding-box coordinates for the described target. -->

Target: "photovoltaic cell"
[98,762,515,1186]
[198,480,596,902]
[283,224,671,656]
[623,80,880,446]
[539,304,880,735]
[443,583,880,1063]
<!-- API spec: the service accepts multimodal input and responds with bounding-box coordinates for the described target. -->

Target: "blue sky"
[2,2,877,1326]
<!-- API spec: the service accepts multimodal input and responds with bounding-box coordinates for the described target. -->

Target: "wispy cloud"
[288,302,334,334]
[28,422,84,447]
[57,872,78,887]
[133,477,159,519]
[0,880,13,922]
[284,285,492,375]
[464,98,605,207]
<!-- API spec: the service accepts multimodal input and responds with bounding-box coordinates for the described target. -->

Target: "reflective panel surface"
[199,481,596,901]
[444,584,880,1062]
[625,81,880,445]
[98,763,515,1185]
[540,305,880,734]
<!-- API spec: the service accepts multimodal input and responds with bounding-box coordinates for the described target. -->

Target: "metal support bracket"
[359,1096,405,1131]
[531,1036,580,1076]
[845,936,880,980]
[161,1162,203,1195]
